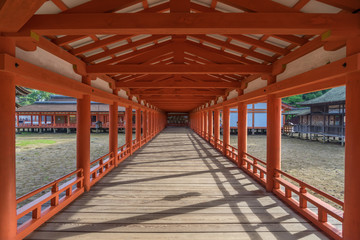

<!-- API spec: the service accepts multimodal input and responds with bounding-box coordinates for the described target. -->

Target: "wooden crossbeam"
[190,35,276,63]
[217,0,298,12]
[116,81,242,88]
[0,0,45,32]
[84,35,167,63]
[96,41,174,66]
[88,64,271,75]
[316,0,360,12]
[69,35,131,56]
[132,89,225,95]
[17,13,360,36]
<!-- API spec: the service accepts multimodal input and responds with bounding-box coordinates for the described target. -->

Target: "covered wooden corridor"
[25,128,327,240]
[1,0,360,239]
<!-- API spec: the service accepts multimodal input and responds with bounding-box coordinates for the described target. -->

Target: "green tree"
[282,89,331,107]
[18,89,52,106]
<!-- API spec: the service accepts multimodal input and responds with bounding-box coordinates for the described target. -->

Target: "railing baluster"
[32,207,41,220]
[51,183,59,206]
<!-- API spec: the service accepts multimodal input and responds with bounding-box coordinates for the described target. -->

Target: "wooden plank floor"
[26,127,328,240]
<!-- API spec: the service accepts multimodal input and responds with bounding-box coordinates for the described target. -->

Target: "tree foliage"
[282,89,330,107]
[18,89,52,106]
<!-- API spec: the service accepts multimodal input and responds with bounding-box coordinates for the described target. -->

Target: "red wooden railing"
[118,143,131,164]
[274,169,343,240]
[241,152,267,187]
[132,139,140,152]
[16,169,84,240]
[90,152,115,186]
[194,129,344,240]
[15,127,162,239]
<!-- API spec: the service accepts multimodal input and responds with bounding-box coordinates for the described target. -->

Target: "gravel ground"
[16,132,126,201]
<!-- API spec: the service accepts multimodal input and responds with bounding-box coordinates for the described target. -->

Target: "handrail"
[275,169,344,208]
[90,152,115,186]
[274,169,343,240]
[243,152,267,166]
[16,168,83,204]
[16,168,84,239]
[90,152,113,165]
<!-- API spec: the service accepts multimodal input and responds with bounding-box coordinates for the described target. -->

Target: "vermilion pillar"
[0,37,16,240]
[148,111,151,136]
[125,106,133,154]
[238,102,247,168]
[222,107,230,155]
[201,111,205,136]
[136,109,141,145]
[208,110,213,140]
[143,110,147,141]
[204,111,208,140]
[343,37,360,240]
[266,95,282,192]
[214,109,220,147]
[109,100,118,166]
[152,112,155,136]
[77,76,91,191]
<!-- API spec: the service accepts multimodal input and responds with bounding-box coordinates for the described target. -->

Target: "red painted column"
[109,100,118,166]
[148,111,152,138]
[125,106,133,154]
[0,37,16,240]
[201,111,205,137]
[76,76,91,192]
[214,109,220,148]
[343,37,360,240]
[238,102,247,168]
[222,107,230,155]
[208,110,213,140]
[136,109,141,146]
[150,111,153,137]
[266,95,282,192]
[143,110,147,142]
[204,111,208,140]
[153,112,155,135]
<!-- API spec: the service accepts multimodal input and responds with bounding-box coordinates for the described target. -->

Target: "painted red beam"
[202,53,360,110]
[0,53,155,111]
[88,64,271,75]
[0,0,46,32]
[17,13,360,36]
[132,89,226,95]
[117,80,241,88]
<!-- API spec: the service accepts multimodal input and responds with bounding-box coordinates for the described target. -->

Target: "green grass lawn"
[16,139,57,147]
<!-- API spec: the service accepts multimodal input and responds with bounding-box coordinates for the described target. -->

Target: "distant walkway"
[26,127,328,240]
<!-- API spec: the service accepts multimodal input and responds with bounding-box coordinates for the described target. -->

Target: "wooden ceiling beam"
[88,64,271,75]
[217,0,298,12]
[0,0,45,32]
[185,41,258,64]
[69,35,132,56]
[84,35,167,63]
[116,81,242,88]
[190,35,277,63]
[184,43,237,64]
[95,40,173,65]
[18,13,360,36]
[132,89,226,96]
[225,34,290,56]
[62,0,143,13]
[316,0,360,12]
